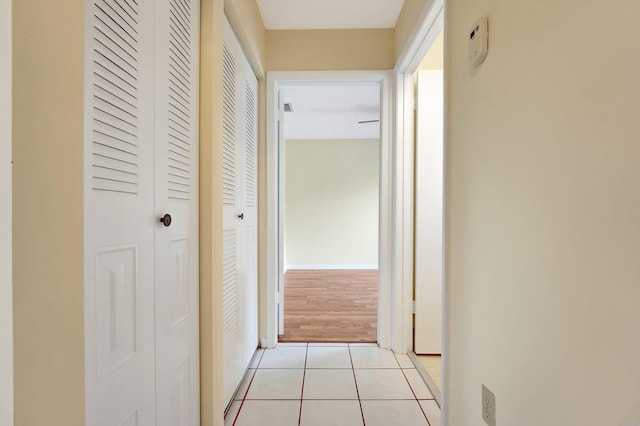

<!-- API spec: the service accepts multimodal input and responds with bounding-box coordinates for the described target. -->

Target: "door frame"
[264,70,393,349]
[394,0,445,354]
[0,0,13,423]
[393,0,445,408]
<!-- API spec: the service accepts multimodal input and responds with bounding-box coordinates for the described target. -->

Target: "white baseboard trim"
[285,264,379,270]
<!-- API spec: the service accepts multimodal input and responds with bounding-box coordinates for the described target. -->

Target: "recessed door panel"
[171,357,191,426]
[95,246,137,379]
[168,238,190,326]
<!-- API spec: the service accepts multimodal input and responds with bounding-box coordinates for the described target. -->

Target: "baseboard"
[285,264,379,270]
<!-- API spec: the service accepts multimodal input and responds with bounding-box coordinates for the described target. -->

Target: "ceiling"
[281,84,381,140]
[256,0,405,30]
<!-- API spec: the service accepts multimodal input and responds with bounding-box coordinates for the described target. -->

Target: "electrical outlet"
[482,385,496,425]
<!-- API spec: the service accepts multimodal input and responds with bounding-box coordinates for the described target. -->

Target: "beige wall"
[395,0,432,60]
[199,1,225,425]
[12,1,85,425]
[445,0,640,424]
[267,29,395,71]
[225,0,266,77]
[1,0,12,424]
[285,139,379,268]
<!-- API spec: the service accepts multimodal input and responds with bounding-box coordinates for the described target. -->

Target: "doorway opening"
[392,0,445,408]
[412,29,444,401]
[278,83,381,343]
[265,71,393,349]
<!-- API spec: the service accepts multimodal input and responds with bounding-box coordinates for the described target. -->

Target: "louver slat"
[167,0,193,200]
[245,82,257,208]
[222,43,237,206]
[91,0,140,195]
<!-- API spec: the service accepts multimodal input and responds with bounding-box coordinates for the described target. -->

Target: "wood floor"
[279,269,378,343]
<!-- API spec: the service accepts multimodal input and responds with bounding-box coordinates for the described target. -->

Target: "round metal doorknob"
[160,213,172,227]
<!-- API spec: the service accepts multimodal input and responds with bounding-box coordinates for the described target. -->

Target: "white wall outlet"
[482,384,496,425]
[469,18,489,67]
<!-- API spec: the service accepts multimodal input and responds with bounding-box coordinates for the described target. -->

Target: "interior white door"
[84,0,157,423]
[414,70,444,355]
[222,17,259,407]
[84,0,199,424]
[154,0,200,425]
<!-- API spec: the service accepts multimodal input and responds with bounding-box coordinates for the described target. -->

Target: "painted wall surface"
[444,0,640,424]
[200,1,225,425]
[225,0,266,77]
[0,0,13,424]
[285,139,379,268]
[266,29,395,71]
[12,1,85,425]
[394,0,431,60]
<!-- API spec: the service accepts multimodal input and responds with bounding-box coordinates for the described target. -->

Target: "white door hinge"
[412,300,417,314]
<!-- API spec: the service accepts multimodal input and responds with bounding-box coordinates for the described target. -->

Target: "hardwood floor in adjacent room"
[279,269,378,343]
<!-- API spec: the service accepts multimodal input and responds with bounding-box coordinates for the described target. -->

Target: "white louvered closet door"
[84,0,157,424]
[84,0,199,425]
[222,17,259,407]
[154,0,200,425]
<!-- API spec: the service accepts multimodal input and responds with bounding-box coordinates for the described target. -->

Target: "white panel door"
[240,53,259,382]
[221,24,241,406]
[222,17,259,407]
[85,0,200,424]
[84,0,157,424]
[414,70,444,355]
[154,0,200,425]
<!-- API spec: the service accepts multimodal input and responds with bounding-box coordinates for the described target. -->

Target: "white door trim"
[0,0,13,423]
[391,0,445,355]
[264,70,393,349]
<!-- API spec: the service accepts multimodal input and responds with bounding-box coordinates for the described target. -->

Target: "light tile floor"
[415,355,442,392]
[225,343,441,426]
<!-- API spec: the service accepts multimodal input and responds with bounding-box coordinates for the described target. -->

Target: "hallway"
[224,343,440,425]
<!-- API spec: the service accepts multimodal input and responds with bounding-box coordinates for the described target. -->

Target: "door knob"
[237,213,244,220]
[160,213,172,227]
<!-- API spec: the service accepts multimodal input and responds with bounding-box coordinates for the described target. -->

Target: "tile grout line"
[232,348,265,426]
[348,343,367,426]
[232,344,438,426]
[297,343,309,426]
[408,352,442,407]
[393,352,431,426]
